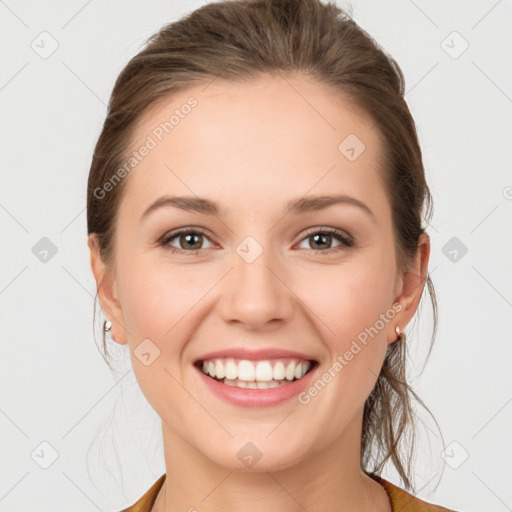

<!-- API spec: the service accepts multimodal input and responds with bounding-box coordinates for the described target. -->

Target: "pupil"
[182,233,201,250]
[311,233,331,250]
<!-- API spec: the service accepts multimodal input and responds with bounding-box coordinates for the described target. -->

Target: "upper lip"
[194,347,318,364]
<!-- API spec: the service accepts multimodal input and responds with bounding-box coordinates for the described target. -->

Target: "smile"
[195,357,317,389]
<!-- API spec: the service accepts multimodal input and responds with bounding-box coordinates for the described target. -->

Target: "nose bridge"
[219,234,293,327]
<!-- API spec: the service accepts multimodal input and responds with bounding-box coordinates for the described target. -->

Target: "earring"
[104,320,112,332]
[395,325,406,343]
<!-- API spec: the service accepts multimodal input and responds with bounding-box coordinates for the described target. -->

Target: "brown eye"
[177,232,203,250]
[298,228,354,253]
[309,233,333,250]
[160,229,214,254]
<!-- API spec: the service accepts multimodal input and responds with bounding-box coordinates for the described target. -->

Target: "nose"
[218,240,295,330]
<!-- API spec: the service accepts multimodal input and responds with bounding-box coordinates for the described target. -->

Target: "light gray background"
[1,1,511,511]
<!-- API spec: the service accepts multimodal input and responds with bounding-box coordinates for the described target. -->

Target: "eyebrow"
[141,194,375,221]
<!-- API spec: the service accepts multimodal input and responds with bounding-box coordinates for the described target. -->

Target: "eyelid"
[157,226,216,250]
[159,226,215,246]
[299,226,354,246]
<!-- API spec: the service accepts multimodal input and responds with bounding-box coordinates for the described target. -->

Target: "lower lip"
[194,363,318,408]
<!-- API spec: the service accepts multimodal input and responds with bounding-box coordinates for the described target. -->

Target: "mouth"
[193,357,319,389]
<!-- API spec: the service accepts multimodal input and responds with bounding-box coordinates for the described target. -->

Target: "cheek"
[293,251,396,395]
[118,253,204,338]
[117,256,215,395]
[118,257,204,414]
[298,256,396,342]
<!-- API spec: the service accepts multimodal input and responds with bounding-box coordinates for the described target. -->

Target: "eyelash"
[159,227,355,256]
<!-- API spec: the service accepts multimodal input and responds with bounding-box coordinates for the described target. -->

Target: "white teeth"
[238,360,256,381]
[225,359,238,380]
[255,361,273,381]
[294,361,311,379]
[221,378,289,389]
[273,360,285,380]
[294,361,303,380]
[215,359,225,379]
[285,361,296,381]
[199,357,314,385]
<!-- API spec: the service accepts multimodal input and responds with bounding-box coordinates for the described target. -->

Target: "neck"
[152,409,391,512]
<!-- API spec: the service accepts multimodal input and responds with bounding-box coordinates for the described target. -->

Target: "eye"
[296,227,354,254]
[159,226,354,256]
[159,228,215,255]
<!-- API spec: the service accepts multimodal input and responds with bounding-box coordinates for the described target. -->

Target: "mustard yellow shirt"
[120,473,459,511]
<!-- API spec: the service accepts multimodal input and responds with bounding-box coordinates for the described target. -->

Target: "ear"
[87,234,128,345]
[388,232,431,345]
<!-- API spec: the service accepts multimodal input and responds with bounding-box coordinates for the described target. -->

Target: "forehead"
[120,74,387,217]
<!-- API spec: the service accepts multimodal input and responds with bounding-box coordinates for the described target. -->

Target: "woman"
[87,0,460,510]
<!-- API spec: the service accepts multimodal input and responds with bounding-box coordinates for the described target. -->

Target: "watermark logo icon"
[32,237,58,263]
[236,236,263,264]
[441,441,469,469]
[338,133,366,161]
[31,441,59,469]
[441,31,469,59]
[237,442,262,468]
[134,338,161,366]
[31,31,59,59]
[442,236,468,263]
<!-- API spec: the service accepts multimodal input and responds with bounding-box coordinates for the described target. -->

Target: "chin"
[203,438,309,473]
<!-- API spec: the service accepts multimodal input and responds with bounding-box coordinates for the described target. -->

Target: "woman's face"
[90,73,428,472]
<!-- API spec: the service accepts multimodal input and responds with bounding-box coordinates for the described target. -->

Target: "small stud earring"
[395,325,406,343]
[105,320,112,332]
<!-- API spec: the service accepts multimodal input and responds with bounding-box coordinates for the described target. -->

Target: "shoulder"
[371,474,461,512]
[118,474,166,512]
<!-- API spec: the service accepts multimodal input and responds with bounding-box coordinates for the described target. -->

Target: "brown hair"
[87,0,441,492]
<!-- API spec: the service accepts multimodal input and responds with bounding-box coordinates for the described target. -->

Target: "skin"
[89,73,429,512]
